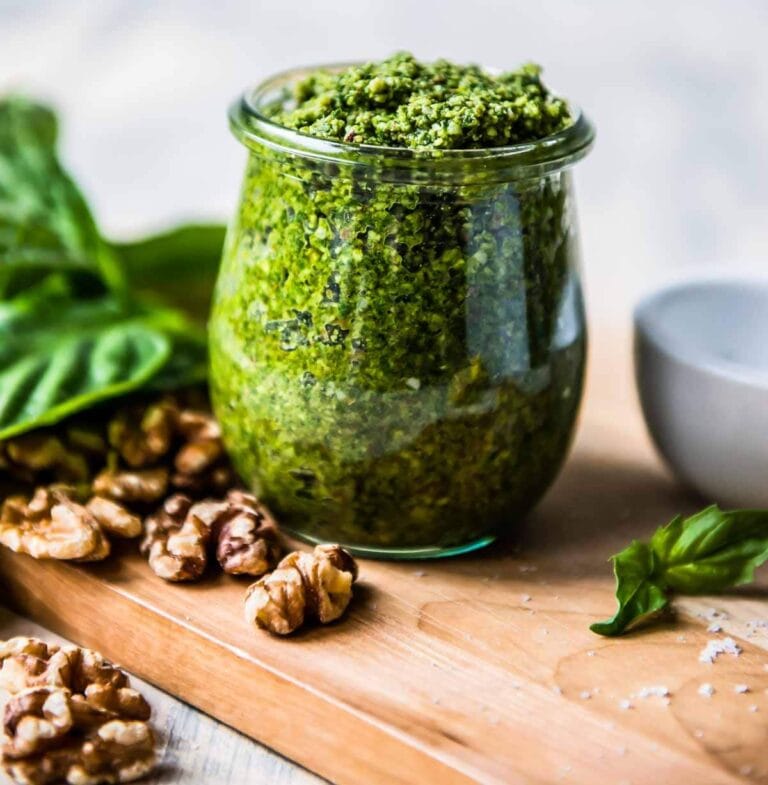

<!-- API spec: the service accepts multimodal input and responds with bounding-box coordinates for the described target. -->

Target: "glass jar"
[210,65,595,558]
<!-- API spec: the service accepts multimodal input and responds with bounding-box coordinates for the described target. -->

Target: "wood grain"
[0,607,324,785]
[1,330,767,784]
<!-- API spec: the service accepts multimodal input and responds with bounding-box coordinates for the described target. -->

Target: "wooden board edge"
[0,551,480,785]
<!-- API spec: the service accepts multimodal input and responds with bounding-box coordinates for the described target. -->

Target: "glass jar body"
[210,142,587,558]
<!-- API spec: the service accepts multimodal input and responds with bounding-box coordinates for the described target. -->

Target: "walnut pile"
[140,490,281,582]
[0,395,242,568]
[0,637,155,785]
[244,544,358,635]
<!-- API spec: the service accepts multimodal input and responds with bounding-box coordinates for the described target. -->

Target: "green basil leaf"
[590,541,669,636]
[592,505,768,636]
[652,506,768,593]
[0,97,123,297]
[111,223,225,324]
[0,275,208,439]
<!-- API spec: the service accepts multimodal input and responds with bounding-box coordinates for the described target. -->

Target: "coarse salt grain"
[635,685,669,699]
[706,622,722,633]
[698,637,741,664]
[698,683,715,697]
[734,684,750,694]
[579,690,591,700]
[618,699,633,710]
[521,594,532,603]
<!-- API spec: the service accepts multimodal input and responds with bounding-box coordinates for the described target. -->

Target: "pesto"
[271,52,572,149]
[210,54,590,555]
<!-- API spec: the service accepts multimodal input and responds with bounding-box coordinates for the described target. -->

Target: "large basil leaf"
[0,98,123,297]
[0,276,206,439]
[591,505,768,636]
[111,223,226,324]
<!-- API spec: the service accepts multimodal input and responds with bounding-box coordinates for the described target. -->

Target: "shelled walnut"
[244,544,358,635]
[0,488,110,562]
[0,638,156,785]
[140,490,282,582]
[139,494,207,582]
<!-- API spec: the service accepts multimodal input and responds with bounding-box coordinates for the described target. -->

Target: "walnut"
[84,499,141,540]
[4,435,89,484]
[3,719,155,785]
[0,639,69,695]
[0,489,109,562]
[107,399,177,469]
[3,687,74,759]
[0,641,135,701]
[0,639,155,785]
[92,468,169,506]
[169,409,238,497]
[244,544,358,635]
[215,491,281,577]
[139,494,209,582]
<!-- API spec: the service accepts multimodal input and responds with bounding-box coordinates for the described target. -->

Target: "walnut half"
[0,488,110,562]
[244,544,358,635]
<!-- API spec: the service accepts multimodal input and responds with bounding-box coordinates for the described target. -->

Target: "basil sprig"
[0,96,226,439]
[591,506,768,636]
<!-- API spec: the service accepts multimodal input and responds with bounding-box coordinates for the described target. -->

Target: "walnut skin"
[244,544,358,635]
[0,639,155,785]
[0,489,109,562]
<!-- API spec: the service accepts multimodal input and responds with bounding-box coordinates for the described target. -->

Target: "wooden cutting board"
[1,329,767,785]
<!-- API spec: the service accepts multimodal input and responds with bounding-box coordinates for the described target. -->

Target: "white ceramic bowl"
[634,279,768,508]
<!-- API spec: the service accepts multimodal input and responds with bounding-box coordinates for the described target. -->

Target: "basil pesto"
[210,54,592,555]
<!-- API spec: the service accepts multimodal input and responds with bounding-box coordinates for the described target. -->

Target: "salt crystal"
[749,705,759,713]
[586,650,596,657]
[698,683,715,698]
[734,684,750,694]
[706,622,722,633]
[618,699,633,710]
[698,637,741,664]
[579,690,591,700]
[693,729,704,738]
[636,685,669,699]
[521,594,532,603]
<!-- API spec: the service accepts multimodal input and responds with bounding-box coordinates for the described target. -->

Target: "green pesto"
[270,52,572,149]
[210,54,587,554]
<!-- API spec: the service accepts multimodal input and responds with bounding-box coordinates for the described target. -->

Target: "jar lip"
[230,62,595,176]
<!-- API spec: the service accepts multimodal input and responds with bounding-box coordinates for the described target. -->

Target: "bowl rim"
[634,278,768,392]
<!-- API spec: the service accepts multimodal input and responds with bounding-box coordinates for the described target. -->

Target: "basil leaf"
[0,97,123,297]
[111,223,225,324]
[652,506,768,593]
[591,505,768,636]
[590,541,669,636]
[0,275,206,439]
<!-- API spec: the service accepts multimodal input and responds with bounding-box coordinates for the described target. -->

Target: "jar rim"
[229,62,595,178]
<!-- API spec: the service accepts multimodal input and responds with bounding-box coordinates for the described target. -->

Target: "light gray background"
[1,0,767,320]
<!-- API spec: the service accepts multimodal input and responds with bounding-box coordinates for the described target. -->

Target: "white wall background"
[1,0,767,321]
